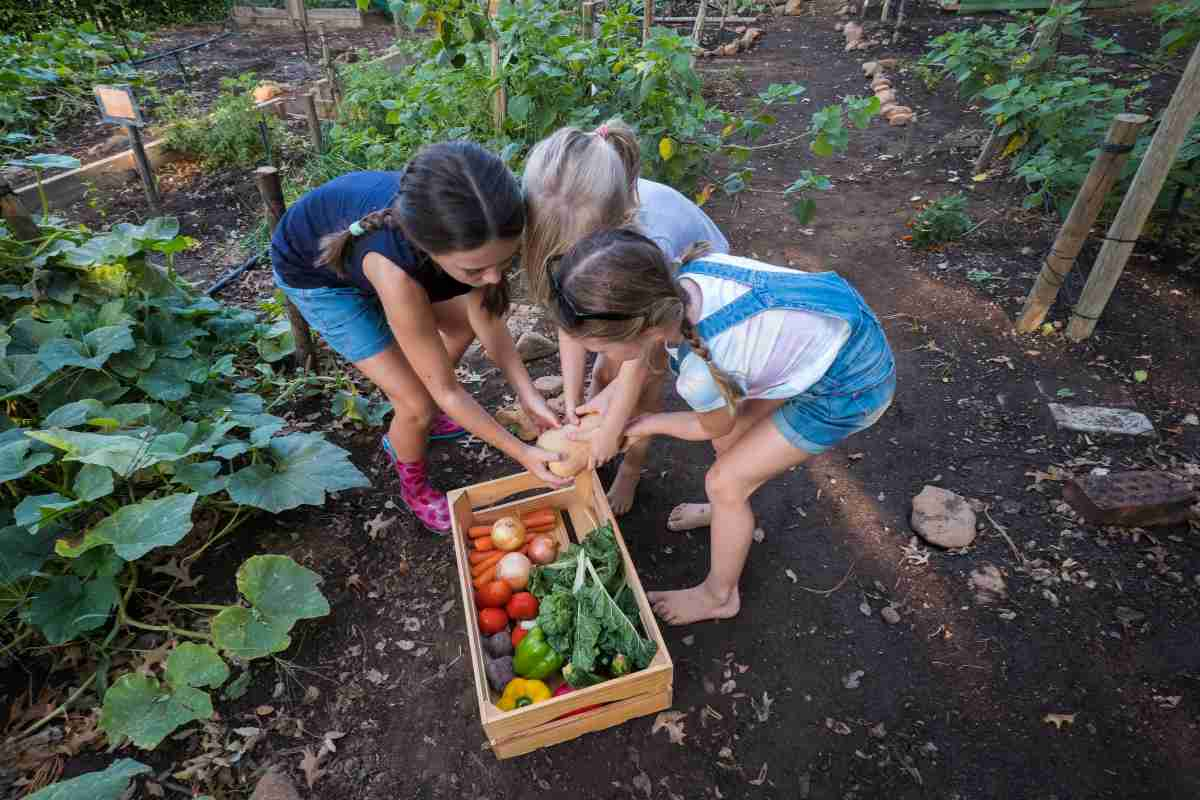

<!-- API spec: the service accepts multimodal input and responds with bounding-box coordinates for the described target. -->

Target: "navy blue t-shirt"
[270,171,473,303]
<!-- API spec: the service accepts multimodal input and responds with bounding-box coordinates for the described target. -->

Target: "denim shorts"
[274,268,393,363]
[772,371,895,454]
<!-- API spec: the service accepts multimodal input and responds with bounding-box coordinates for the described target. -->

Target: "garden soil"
[6,4,1199,800]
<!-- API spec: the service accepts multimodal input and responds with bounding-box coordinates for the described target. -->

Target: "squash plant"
[0,214,368,751]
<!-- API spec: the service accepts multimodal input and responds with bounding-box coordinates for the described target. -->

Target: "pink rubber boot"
[380,436,451,534]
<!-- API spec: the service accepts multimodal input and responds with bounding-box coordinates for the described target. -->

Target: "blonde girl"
[522,120,729,515]
[272,142,565,534]
[546,229,895,625]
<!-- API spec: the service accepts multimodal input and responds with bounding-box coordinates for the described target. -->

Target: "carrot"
[471,551,504,578]
[473,565,498,589]
[521,510,557,528]
[468,525,493,539]
[526,522,555,534]
[474,536,494,551]
[469,550,494,565]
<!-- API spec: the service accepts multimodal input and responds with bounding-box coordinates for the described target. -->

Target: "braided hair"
[316,141,524,316]
[551,229,744,416]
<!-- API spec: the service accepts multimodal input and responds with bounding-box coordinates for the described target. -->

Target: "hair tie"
[595,124,610,140]
[348,220,366,237]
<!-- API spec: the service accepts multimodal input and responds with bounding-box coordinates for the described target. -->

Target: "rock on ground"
[911,485,977,548]
[880,605,901,624]
[516,331,558,362]
[969,563,1007,605]
[533,374,564,396]
[251,769,302,800]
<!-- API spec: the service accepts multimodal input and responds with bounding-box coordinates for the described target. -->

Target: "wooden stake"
[1066,42,1200,341]
[880,0,892,22]
[891,0,907,44]
[0,183,40,242]
[255,166,316,371]
[1014,113,1148,333]
[643,0,653,45]
[303,91,323,154]
[317,22,342,108]
[581,0,597,39]
[690,0,708,48]
[126,124,162,214]
[489,0,506,134]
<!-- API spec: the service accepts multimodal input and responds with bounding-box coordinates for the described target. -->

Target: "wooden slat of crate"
[448,470,673,758]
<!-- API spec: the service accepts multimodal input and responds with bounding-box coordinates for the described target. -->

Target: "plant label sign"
[94,84,146,127]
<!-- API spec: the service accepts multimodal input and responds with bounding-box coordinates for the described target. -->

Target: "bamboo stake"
[489,0,506,134]
[880,0,892,22]
[643,0,653,45]
[691,0,708,48]
[891,0,907,44]
[582,0,597,39]
[317,22,342,109]
[1014,113,1148,333]
[0,183,41,242]
[303,91,323,154]
[1066,42,1200,341]
[255,166,316,371]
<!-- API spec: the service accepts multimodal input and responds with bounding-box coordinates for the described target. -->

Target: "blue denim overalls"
[671,259,896,453]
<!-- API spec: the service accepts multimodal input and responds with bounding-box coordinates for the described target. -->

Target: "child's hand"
[570,423,623,467]
[623,413,658,442]
[519,445,572,487]
[573,382,615,419]
[520,391,560,433]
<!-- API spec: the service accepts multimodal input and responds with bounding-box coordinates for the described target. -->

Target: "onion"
[491,516,526,552]
[496,552,532,591]
[527,535,558,565]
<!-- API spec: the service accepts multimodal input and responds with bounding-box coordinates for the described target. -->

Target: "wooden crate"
[449,469,673,759]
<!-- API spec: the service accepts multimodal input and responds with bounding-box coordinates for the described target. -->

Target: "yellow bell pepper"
[497,678,552,711]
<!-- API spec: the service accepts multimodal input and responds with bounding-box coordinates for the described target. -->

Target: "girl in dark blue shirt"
[272,142,564,533]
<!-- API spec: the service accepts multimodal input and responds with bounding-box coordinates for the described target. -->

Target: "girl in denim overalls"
[552,229,895,625]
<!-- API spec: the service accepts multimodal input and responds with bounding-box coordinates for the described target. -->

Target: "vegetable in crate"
[528,525,657,686]
[506,592,538,621]
[491,516,526,552]
[497,678,552,710]
[479,607,508,635]
[553,682,604,718]
[485,656,515,693]
[483,631,513,659]
[512,626,563,680]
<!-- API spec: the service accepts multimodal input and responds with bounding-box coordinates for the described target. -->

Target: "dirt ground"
[6,3,1200,799]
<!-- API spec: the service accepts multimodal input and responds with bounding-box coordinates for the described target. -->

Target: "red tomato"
[511,626,529,648]
[505,592,539,621]
[476,580,513,609]
[478,607,508,635]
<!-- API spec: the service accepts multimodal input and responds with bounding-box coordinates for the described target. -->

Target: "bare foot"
[667,502,712,532]
[648,584,740,625]
[607,463,640,516]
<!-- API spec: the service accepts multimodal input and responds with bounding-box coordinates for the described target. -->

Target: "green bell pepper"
[512,626,563,680]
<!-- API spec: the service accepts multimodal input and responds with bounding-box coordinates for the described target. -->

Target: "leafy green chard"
[529,524,657,685]
[0,213,361,750]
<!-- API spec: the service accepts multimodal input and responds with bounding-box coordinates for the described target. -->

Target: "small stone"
[911,485,977,548]
[1184,413,1199,426]
[1047,403,1154,437]
[533,374,564,396]
[881,605,901,625]
[1000,499,1023,515]
[868,722,887,739]
[752,527,765,543]
[251,769,302,800]
[842,669,864,689]
[859,601,872,617]
[861,60,879,78]
[516,331,558,362]
[969,564,1007,605]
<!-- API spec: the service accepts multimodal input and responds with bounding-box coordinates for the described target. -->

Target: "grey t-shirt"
[636,178,729,259]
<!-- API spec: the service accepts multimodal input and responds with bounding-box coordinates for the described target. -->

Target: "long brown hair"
[522,119,643,306]
[549,229,743,416]
[317,141,524,315]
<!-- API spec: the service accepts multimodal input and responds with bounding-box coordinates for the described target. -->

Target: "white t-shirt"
[635,179,730,259]
[669,253,851,413]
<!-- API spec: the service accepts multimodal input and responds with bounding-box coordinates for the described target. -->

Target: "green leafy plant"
[909,193,973,249]
[161,74,287,169]
[310,0,873,224]
[1153,0,1200,56]
[25,759,150,800]
[0,211,366,755]
[4,153,82,218]
[0,22,144,140]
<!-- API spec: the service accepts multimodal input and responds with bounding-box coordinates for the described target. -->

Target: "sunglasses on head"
[548,259,638,327]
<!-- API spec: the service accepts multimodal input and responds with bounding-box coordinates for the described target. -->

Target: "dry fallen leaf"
[785,569,798,583]
[299,747,326,788]
[632,772,652,797]
[749,763,768,786]
[320,730,347,756]
[825,718,852,735]
[1043,712,1076,730]
[254,705,274,716]
[651,710,687,745]
[365,512,395,540]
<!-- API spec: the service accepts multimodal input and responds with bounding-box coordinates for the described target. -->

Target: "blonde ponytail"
[523,119,643,306]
